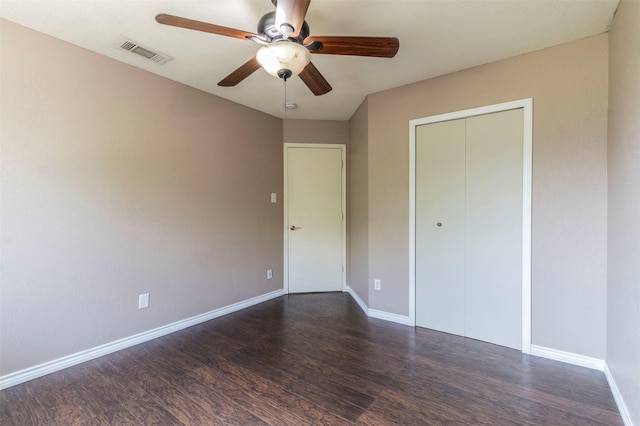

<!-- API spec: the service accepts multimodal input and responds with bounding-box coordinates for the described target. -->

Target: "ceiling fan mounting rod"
[279,23,294,40]
[256,11,310,44]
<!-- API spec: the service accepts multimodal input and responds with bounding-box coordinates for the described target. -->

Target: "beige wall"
[361,34,609,358]
[348,100,369,303]
[282,119,349,145]
[0,20,283,376]
[607,1,640,423]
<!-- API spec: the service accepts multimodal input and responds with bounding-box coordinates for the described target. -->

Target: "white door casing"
[409,99,533,354]
[284,144,346,294]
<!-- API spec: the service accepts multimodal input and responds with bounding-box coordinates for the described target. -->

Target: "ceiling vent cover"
[118,39,173,65]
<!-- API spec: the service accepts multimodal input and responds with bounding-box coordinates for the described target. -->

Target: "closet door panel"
[415,119,466,334]
[465,109,524,349]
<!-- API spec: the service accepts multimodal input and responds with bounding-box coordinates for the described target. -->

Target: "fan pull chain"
[283,78,288,120]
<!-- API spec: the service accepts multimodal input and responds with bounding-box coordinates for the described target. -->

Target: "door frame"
[283,143,347,294]
[408,98,533,354]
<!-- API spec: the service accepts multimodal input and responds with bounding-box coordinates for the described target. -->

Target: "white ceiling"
[0,0,619,120]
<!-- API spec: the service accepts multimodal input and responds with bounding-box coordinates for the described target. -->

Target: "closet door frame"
[409,98,533,354]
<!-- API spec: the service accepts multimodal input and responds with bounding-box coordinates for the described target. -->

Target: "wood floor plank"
[0,380,53,425]
[224,346,368,422]
[131,365,228,425]
[185,362,312,425]
[83,356,184,425]
[131,344,266,425]
[22,368,104,425]
[357,388,494,425]
[230,344,378,409]
[402,351,619,425]
[204,357,353,426]
[252,338,389,397]
[0,293,623,425]
[231,346,373,421]
[392,357,579,425]
[138,335,351,425]
[171,323,250,360]
[99,345,231,425]
[272,322,409,384]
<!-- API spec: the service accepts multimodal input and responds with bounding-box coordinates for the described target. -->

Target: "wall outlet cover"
[138,293,149,309]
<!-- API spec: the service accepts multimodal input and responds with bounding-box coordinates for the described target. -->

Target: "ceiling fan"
[155,0,399,96]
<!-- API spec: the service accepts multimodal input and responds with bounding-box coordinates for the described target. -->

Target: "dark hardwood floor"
[1,293,622,425]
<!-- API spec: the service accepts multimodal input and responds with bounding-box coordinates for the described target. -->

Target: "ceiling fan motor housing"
[257,11,309,43]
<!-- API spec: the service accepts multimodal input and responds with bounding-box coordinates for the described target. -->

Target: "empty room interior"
[1,0,638,425]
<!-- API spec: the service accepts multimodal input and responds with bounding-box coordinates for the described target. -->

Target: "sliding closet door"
[415,119,466,335]
[415,108,524,350]
[465,109,523,349]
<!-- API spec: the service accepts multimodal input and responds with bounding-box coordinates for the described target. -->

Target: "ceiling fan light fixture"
[256,41,311,79]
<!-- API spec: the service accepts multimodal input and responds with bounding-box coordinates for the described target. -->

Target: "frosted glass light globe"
[256,41,311,78]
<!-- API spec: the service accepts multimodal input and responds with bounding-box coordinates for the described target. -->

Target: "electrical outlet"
[270,193,277,203]
[374,279,381,291]
[138,293,149,309]
[267,269,273,280]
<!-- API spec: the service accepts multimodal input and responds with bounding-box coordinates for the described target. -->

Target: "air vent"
[118,39,173,65]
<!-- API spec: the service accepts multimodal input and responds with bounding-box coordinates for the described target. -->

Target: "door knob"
[290,225,300,231]
[436,222,443,227]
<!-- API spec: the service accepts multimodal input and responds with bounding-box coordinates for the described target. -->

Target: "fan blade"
[298,62,332,96]
[218,57,262,87]
[156,14,261,41]
[305,36,399,58]
[275,0,311,38]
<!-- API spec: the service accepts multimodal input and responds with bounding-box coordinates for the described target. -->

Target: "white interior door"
[285,145,345,293]
[415,108,524,350]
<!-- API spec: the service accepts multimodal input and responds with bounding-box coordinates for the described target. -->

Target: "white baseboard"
[530,345,605,371]
[346,285,368,315]
[604,364,634,426]
[368,309,413,326]
[0,289,284,390]
[345,286,412,326]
